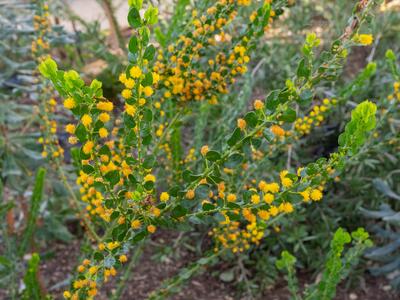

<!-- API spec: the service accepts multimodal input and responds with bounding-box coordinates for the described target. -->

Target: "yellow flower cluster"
[294,98,337,136]
[387,81,400,102]
[153,0,277,104]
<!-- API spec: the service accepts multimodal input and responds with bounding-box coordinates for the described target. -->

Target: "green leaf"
[144,5,158,25]
[105,170,120,186]
[143,45,156,61]
[143,155,156,169]
[227,128,242,147]
[278,108,296,123]
[38,57,58,79]
[129,36,139,53]
[128,0,143,9]
[244,111,258,127]
[19,169,46,256]
[171,205,188,218]
[297,58,311,78]
[128,7,141,28]
[205,150,221,162]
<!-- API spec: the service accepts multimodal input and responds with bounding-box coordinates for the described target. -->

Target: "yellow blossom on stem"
[63,98,76,109]
[160,192,170,202]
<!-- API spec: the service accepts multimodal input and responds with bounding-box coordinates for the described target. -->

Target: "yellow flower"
[300,190,310,202]
[160,192,170,202]
[254,99,264,110]
[258,210,270,220]
[119,73,127,83]
[68,136,78,145]
[99,112,110,123]
[82,141,94,154]
[88,266,98,275]
[96,101,113,111]
[356,34,373,46]
[131,219,141,229]
[251,194,260,204]
[99,128,108,138]
[63,291,71,299]
[282,202,294,213]
[143,86,154,97]
[107,241,120,250]
[125,78,135,89]
[147,225,156,233]
[271,125,285,137]
[81,114,92,127]
[227,193,237,202]
[269,206,279,216]
[119,255,128,263]
[122,89,132,99]
[144,174,156,182]
[139,98,146,106]
[125,104,136,116]
[186,189,195,199]
[237,118,246,130]
[130,66,142,78]
[63,98,76,109]
[263,193,274,204]
[200,145,209,156]
[310,189,323,201]
[65,124,75,134]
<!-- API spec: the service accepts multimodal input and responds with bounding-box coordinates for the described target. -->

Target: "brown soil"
[32,231,398,300]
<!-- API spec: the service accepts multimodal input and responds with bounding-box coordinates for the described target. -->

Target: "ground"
[37,230,397,300]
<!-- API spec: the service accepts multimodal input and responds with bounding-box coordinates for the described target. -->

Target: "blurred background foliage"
[0,0,399,299]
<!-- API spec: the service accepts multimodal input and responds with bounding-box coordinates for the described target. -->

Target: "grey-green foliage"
[361,179,400,289]
[276,227,373,300]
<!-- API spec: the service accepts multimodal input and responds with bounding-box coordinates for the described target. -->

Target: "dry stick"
[97,0,126,52]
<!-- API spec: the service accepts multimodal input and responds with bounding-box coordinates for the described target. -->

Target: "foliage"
[2,0,400,299]
[276,227,373,300]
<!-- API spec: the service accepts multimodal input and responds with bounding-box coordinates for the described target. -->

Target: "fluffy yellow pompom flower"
[96,101,113,111]
[63,291,71,299]
[355,34,373,46]
[258,210,270,220]
[65,124,75,134]
[125,78,135,89]
[160,192,170,202]
[119,255,128,263]
[81,114,92,127]
[122,89,132,99]
[68,136,78,145]
[144,174,156,182]
[227,193,237,202]
[282,202,294,213]
[310,189,323,201]
[125,104,136,116]
[143,86,154,97]
[130,66,142,78]
[251,194,260,204]
[131,219,141,229]
[82,141,94,154]
[271,125,285,137]
[264,193,274,204]
[63,98,76,109]
[99,128,108,138]
[186,189,195,199]
[237,118,246,130]
[254,99,264,110]
[147,225,156,233]
[200,145,209,156]
[300,190,310,202]
[99,112,110,123]
[119,73,127,83]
